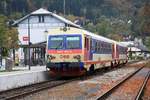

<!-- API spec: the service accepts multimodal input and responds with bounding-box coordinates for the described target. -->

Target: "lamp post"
[28,17,31,70]
[0,48,2,66]
[64,0,66,17]
[44,29,48,41]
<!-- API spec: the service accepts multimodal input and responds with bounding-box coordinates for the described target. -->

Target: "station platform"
[0,66,51,92]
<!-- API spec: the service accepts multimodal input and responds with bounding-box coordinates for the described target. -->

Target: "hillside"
[0,0,150,48]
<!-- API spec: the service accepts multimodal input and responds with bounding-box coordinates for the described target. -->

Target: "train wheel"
[89,64,95,74]
[118,61,121,67]
[114,61,117,68]
[111,61,113,68]
[123,60,128,65]
[125,60,128,64]
[80,69,87,80]
[118,61,120,65]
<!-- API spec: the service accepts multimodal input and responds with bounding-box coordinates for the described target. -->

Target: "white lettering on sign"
[23,36,29,41]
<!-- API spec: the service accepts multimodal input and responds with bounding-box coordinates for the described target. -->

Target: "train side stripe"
[47,49,82,54]
[84,59,127,65]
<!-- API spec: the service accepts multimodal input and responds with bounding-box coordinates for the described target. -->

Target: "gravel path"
[105,67,150,100]
[18,67,139,100]
[16,61,147,100]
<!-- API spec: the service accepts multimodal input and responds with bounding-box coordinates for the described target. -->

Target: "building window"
[38,15,44,23]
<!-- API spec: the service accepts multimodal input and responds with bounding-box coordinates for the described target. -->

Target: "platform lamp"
[0,48,2,66]
[44,29,48,64]
[44,29,48,41]
[28,17,31,70]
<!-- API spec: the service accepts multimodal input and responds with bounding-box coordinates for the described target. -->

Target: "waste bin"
[5,57,14,71]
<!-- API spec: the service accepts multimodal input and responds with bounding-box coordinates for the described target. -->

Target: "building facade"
[13,8,80,66]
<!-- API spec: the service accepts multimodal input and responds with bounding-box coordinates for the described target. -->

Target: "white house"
[119,41,149,59]
[13,8,81,45]
[13,8,81,65]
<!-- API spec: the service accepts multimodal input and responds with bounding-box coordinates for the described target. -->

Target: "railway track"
[0,65,118,100]
[136,71,150,100]
[0,64,127,100]
[142,72,150,100]
[97,66,150,100]
[0,78,76,100]
[0,61,145,100]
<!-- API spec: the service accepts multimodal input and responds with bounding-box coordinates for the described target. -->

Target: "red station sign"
[23,36,29,41]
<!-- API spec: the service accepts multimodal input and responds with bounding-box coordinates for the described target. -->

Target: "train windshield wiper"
[55,42,63,50]
[67,42,75,49]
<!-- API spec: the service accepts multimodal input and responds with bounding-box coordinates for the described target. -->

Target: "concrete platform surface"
[0,66,46,76]
[0,66,51,92]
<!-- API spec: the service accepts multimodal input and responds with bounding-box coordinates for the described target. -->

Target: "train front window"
[66,36,81,49]
[48,36,64,49]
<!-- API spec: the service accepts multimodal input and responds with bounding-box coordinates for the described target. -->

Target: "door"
[84,36,90,61]
[112,44,115,59]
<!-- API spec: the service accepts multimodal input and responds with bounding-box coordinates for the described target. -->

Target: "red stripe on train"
[47,49,82,54]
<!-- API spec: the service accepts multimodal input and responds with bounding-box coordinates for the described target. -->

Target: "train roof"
[48,27,127,47]
[82,29,116,44]
[83,29,127,47]
[82,29,127,47]
[117,42,127,47]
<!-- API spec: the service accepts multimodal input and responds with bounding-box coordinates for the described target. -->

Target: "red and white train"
[46,27,128,76]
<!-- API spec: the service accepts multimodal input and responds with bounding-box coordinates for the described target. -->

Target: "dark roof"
[13,8,81,28]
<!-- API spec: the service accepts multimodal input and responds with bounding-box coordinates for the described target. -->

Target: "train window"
[97,42,99,52]
[90,39,92,50]
[48,36,64,49]
[97,41,99,52]
[91,40,95,51]
[101,43,104,48]
[66,36,81,49]
[95,41,97,52]
[98,42,100,52]
[103,43,106,53]
[99,42,102,53]
[100,42,102,53]
[110,44,112,53]
[96,41,98,52]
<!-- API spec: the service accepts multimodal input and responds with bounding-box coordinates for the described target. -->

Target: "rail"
[97,66,144,100]
[0,79,74,100]
[135,71,150,100]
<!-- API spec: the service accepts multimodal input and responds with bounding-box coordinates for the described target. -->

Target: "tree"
[144,37,150,50]
[9,12,22,20]
[0,15,7,48]
[84,22,96,33]
[95,16,112,36]
[0,15,18,57]
[139,2,150,36]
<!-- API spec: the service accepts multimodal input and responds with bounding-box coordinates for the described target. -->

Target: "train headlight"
[47,55,56,62]
[73,55,81,62]
[47,55,50,62]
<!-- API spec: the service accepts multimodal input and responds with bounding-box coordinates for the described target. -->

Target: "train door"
[116,45,119,59]
[112,44,115,59]
[112,43,119,60]
[89,39,93,60]
[84,36,90,61]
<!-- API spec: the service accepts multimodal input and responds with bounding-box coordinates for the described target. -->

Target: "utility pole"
[64,0,66,17]
[0,48,2,66]
[28,17,31,70]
